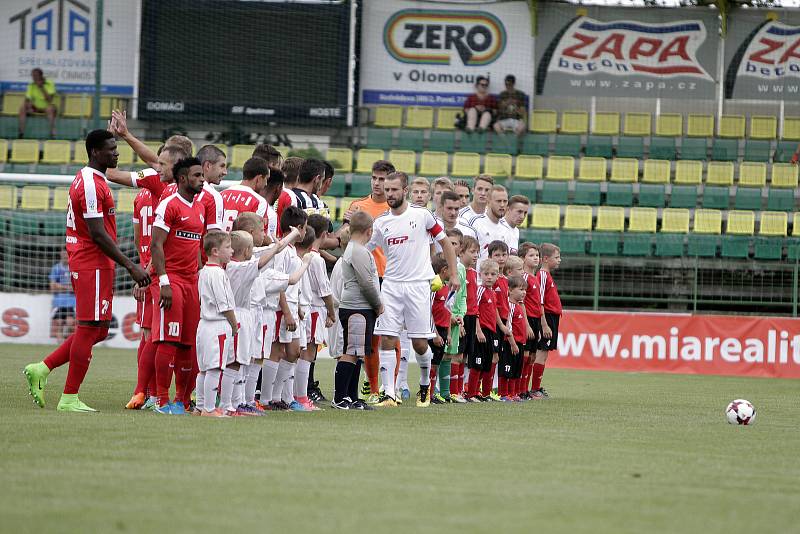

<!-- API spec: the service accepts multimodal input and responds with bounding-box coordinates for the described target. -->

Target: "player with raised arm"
[24,130,150,412]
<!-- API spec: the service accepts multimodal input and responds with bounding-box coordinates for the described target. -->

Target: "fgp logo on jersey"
[733,20,800,80]
[383,9,506,66]
[387,236,409,246]
[547,17,712,80]
[8,0,92,51]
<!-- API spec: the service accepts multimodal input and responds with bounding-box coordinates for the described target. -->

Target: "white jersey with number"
[198,264,235,321]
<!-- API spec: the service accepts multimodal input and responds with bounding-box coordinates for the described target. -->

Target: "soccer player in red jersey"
[519,242,542,398]
[533,243,562,399]
[24,130,150,412]
[150,157,207,414]
[275,157,303,232]
[465,259,499,401]
[488,240,510,400]
[503,276,528,402]
[195,145,227,233]
[221,157,269,233]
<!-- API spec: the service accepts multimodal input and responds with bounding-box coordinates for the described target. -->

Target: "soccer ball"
[430,275,443,292]
[725,399,756,425]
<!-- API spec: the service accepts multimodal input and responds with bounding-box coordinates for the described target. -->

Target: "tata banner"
[552,311,800,380]
[725,10,800,100]
[0,0,140,95]
[360,0,533,107]
[535,5,718,99]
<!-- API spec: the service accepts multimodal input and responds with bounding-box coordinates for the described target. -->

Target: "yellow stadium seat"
[436,107,461,130]
[62,94,92,118]
[326,147,354,172]
[143,141,164,156]
[661,209,690,233]
[726,210,755,235]
[405,106,434,129]
[628,207,657,233]
[563,205,593,231]
[116,189,137,214]
[115,144,135,166]
[718,115,745,138]
[451,152,480,177]
[693,209,722,234]
[230,145,255,169]
[40,140,71,164]
[750,116,777,140]
[610,158,638,183]
[795,213,800,236]
[531,205,560,229]
[484,153,513,177]
[20,186,50,211]
[99,95,120,119]
[0,185,15,209]
[560,111,588,134]
[655,114,683,137]
[760,211,788,237]
[578,157,606,182]
[642,159,671,184]
[782,117,800,141]
[546,156,574,180]
[595,206,625,232]
[213,144,229,159]
[706,162,734,186]
[1,92,26,115]
[320,196,339,221]
[530,110,557,133]
[687,114,714,138]
[771,163,799,188]
[592,112,620,136]
[738,162,766,187]
[52,187,70,211]
[374,105,403,128]
[674,160,702,184]
[0,139,7,163]
[10,140,39,163]
[623,113,651,136]
[515,155,543,179]
[419,151,448,176]
[388,150,416,174]
[355,149,384,174]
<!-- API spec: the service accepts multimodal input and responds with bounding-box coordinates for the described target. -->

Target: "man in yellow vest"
[19,68,57,138]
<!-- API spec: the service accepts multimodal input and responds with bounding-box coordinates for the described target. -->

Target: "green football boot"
[23,362,50,408]
[56,394,97,412]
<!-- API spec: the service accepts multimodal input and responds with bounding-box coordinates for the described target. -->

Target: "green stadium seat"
[451,152,480,177]
[435,107,461,131]
[734,187,762,210]
[11,212,42,235]
[623,113,651,136]
[327,147,354,172]
[753,238,783,260]
[606,183,633,207]
[578,157,606,182]
[680,138,708,161]
[592,112,620,136]
[743,140,771,162]
[749,115,777,140]
[349,175,371,197]
[388,150,416,174]
[404,106,433,129]
[56,119,84,140]
[117,217,134,239]
[509,180,537,198]
[490,134,518,156]
[355,149,384,174]
[773,141,797,163]
[622,234,653,256]
[520,134,549,156]
[719,115,745,138]
[766,189,795,211]
[574,182,601,206]
[558,231,588,255]
[711,138,738,161]
[687,114,714,138]
[541,181,568,204]
[530,110,557,134]
[42,212,66,236]
[428,131,455,152]
[590,233,620,255]
[655,114,683,137]
[638,184,666,208]
[515,155,543,179]
[563,205,593,231]
[655,234,684,257]
[522,229,557,245]
[460,132,487,154]
[561,111,589,134]
[738,162,767,187]
[374,105,402,128]
[721,236,750,258]
[687,235,718,257]
[788,239,800,261]
[325,179,345,197]
[669,185,698,208]
[553,134,581,157]
[585,135,613,158]
[650,137,677,160]
[702,186,730,209]
[617,136,644,159]
[366,128,393,150]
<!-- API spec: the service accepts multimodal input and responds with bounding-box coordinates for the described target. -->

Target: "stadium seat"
[388,150,416,174]
[0,185,14,209]
[520,134,549,156]
[650,137,677,160]
[706,162,734,186]
[1,92,26,115]
[766,188,795,211]
[610,158,638,183]
[721,235,750,258]
[606,183,633,207]
[230,145,255,169]
[674,160,703,184]
[553,134,581,157]
[563,205,593,231]
[655,233,684,256]
[531,205,560,229]
[324,178,345,197]
[41,211,66,236]
[100,95,123,119]
[661,209,690,233]
[404,106,433,129]
[530,110,557,133]
[323,147,352,173]
[349,176,371,197]
[460,132,487,154]
[703,186,730,209]
[40,140,71,164]
[435,107,461,130]
[428,131,456,152]
[719,115,745,138]
[509,180,537,198]
[670,185,698,208]
[782,116,800,140]
[484,153,512,177]
[558,231,588,255]
[355,149,384,174]
[753,237,783,260]
[546,156,574,180]
[116,144,135,167]
[374,105,402,128]
[680,137,708,161]
[541,181,568,204]
[589,232,620,255]
[320,196,339,220]
[419,151,448,176]
[514,155,543,179]
[711,138,738,161]
[366,128,394,150]
[623,113,651,136]
[760,211,788,236]
[738,162,767,187]
[52,187,70,211]
[451,152,480,177]
[726,210,755,235]
[743,140,771,162]
[578,157,606,182]
[734,187,762,211]
[20,186,49,211]
[639,184,666,208]
[592,112,620,136]
[687,114,714,138]
[585,135,613,158]
[688,233,718,257]
[628,207,657,233]
[62,95,92,118]
[595,206,625,232]
[749,115,777,140]
[693,209,722,234]
[655,114,683,137]
[560,111,588,134]
[622,232,653,256]
[10,140,39,163]
[771,163,798,188]
[642,159,670,184]
[396,129,424,152]
[773,141,797,163]
[0,138,7,163]
[574,182,601,206]
[617,136,644,159]
[116,189,137,214]
[492,134,519,156]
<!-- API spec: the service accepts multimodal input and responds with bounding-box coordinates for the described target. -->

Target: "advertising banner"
[535,5,718,99]
[724,10,800,100]
[552,311,800,379]
[0,0,140,95]
[360,0,533,107]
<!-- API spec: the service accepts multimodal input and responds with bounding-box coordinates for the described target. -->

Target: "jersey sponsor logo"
[386,235,409,246]
[176,230,201,240]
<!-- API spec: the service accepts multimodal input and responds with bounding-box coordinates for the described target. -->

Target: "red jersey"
[477,285,496,331]
[221,184,268,232]
[493,275,510,321]
[196,182,225,232]
[431,286,451,328]
[538,270,562,315]
[152,193,205,283]
[522,272,542,318]
[508,301,527,344]
[133,188,154,266]
[275,188,299,235]
[466,267,478,316]
[131,168,167,200]
[160,182,178,202]
[66,167,117,271]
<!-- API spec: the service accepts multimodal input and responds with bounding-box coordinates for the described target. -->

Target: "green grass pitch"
[1,344,798,533]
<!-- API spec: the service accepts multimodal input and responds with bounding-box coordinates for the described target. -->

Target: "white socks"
[282,368,295,404]
[204,369,221,412]
[231,367,245,409]
[220,367,238,412]
[273,359,293,403]
[395,354,409,392]
[262,360,279,403]
[294,359,311,399]
[416,347,432,387]
[195,371,205,410]
[379,349,397,400]
[244,362,261,405]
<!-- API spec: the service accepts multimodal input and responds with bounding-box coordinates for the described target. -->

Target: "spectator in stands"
[463,76,496,133]
[19,68,57,139]
[493,74,527,136]
[49,249,75,343]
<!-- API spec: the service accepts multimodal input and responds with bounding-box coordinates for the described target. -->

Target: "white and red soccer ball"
[726,399,756,425]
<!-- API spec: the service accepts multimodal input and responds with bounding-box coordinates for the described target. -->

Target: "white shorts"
[496,118,523,131]
[259,309,277,358]
[374,279,434,339]
[234,307,256,365]
[306,307,327,346]
[275,306,301,344]
[196,319,233,371]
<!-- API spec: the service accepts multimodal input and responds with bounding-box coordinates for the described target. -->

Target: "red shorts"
[151,279,200,345]
[71,268,114,322]
[136,291,154,329]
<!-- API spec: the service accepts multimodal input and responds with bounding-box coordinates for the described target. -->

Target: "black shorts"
[458,314,477,357]
[467,326,497,372]
[339,308,377,357]
[499,339,525,378]
[429,325,449,365]
[525,316,542,353]
[537,313,560,352]
[52,307,75,320]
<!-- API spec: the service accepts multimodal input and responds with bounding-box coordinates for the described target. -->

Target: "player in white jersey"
[367,172,460,407]
[457,174,493,225]
[435,190,478,252]
[469,184,509,261]
[502,194,529,256]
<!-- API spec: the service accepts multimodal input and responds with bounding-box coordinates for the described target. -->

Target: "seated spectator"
[19,68,57,138]
[49,249,75,343]
[463,76,496,133]
[493,74,527,136]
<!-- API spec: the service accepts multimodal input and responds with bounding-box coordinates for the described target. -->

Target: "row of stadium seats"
[368,105,800,140]
[0,93,127,119]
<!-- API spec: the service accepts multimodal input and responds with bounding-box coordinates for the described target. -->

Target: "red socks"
[155,343,178,406]
[466,366,481,397]
[173,345,193,406]
[63,325,101,394]
[480,362,496,397]
[531,362,546,391]
[135,339,157,396]
[44,336,74,370]
[449,363,462,397]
